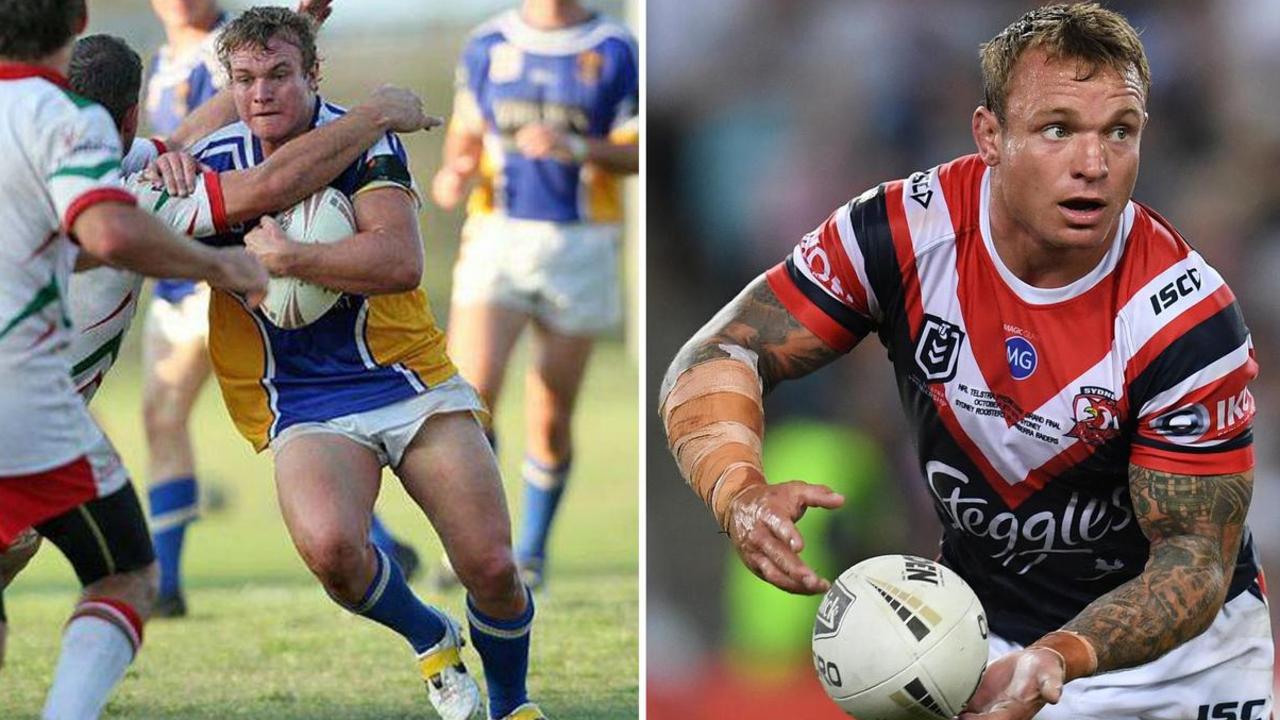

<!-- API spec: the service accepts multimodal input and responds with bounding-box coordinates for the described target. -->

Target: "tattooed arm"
[1062,465,1252,669]
[660,275,847,594]
[960,465,1252,720]
[661,274,843,399]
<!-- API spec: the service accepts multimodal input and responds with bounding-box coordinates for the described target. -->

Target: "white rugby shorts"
[451,214,621,336]
[269,374,488,468]
[988,590,1273,719]
[143,282,210,346]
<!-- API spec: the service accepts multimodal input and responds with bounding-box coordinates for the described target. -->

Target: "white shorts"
[988,591,1274,719]
[144,282,209,346]
[269,374,487,468]
[451,214,621,336]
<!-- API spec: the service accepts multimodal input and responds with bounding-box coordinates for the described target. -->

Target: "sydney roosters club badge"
[1067,386,1121,445]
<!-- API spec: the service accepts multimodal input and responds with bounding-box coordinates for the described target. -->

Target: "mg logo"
[915,315,965,383]
[1005,336,1037,380]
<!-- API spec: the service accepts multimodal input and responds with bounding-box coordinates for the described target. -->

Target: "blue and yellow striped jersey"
[459,10,638,224]
[188,98,456,451]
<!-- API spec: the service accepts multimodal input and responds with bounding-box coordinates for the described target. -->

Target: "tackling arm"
[661,275,845,594]
[219,103,424,225]
[73,202,267,305]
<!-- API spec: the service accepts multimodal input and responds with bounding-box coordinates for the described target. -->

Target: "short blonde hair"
[980,3,1151,123]
[217,6,318,77]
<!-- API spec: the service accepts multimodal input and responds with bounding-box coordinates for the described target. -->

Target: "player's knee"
[0,532,41,587]
[528,410,573,463]
[84,562,159,616]
[299,535,369,595]
[132,562,160,612]
[142,390,189,437]
[454,546,520,603]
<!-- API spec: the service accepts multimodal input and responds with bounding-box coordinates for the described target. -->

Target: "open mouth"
[1058,198,1107,225]
[1060,198,1105,211]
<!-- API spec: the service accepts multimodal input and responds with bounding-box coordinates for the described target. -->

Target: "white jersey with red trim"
[0,65,135,475]
[769,154,1260,644]
[66,138,221,401]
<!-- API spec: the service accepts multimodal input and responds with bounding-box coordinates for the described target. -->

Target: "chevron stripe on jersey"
[769,153,1259,644]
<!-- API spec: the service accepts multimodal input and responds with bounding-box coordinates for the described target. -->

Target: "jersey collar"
[0,63,70,89]
[978,166,1133,306]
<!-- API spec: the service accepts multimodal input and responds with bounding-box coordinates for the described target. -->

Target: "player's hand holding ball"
[958,647,1065,720]
[724,474,843,595]
[244,216,297,277]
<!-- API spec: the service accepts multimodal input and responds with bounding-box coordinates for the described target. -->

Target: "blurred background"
[646,1,1280,717]
[2,2,639,718]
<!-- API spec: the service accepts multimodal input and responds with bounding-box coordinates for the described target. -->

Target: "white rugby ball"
[259,187,355,329]
[812,554,989,719]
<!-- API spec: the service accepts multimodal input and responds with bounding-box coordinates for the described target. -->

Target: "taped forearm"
[1029,630,1098,682]
[661,354,767,529]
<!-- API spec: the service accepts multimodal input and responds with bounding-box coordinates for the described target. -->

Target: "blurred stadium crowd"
[645,1,1280,717]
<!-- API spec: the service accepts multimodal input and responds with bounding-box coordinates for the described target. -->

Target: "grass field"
[0,338,638,719]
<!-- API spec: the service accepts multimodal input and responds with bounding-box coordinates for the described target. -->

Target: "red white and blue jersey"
[145,13,227,303]
[186,99,455,452]
[458,10,638,224]
[770,154,1260,644]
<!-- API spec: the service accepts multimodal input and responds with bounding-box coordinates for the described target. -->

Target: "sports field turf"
[1,339,638,719]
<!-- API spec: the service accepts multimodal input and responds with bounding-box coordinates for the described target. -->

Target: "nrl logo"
[1066,386,1121,445]
[915,314,965,383]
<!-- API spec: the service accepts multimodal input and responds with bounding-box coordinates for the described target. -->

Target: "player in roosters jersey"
[662,4,1270,719]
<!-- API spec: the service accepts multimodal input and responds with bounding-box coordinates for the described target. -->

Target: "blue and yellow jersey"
[145,13,228,302]
[458,10,638,224]
[187,99,456,451]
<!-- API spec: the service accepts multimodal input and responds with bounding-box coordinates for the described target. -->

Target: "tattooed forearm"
[1062,465,1252,672]
[660,275,841,403]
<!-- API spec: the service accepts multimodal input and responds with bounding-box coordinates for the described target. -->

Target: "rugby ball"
[259,187,355,329]
[812,554,989,719]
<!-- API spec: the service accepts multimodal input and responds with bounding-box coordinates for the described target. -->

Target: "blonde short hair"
[980,3,1151,123]
[217,6,319,78]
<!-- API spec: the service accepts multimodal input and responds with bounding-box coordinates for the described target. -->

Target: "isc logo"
[1197,699,1267,720]
[1149,267,1202,315]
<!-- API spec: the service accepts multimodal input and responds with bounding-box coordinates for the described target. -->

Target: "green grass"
[1,340,637,719]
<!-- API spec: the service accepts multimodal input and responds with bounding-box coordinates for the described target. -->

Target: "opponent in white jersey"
[0,2,267,716]
[662,5,1269,720]
[432,0,639,589]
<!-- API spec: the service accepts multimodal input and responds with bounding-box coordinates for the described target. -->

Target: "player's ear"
[307,63,321,92]
[972,106,1001,167]
[121,104,140,149]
